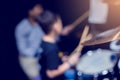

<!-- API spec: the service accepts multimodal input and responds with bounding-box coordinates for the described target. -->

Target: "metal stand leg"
[93,74,98,80]
[109,69,115,79]
[77,72,83,80]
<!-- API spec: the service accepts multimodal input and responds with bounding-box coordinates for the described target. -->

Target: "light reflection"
[105,0,120,6]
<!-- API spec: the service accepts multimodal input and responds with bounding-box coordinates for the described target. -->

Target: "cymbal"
[82,26,120,46]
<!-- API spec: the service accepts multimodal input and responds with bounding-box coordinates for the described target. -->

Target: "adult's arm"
[15,23,38,57]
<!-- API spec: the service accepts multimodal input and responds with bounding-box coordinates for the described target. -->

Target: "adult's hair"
[26,0,42,11]
[22,0,43,17]
[38,11,59,34]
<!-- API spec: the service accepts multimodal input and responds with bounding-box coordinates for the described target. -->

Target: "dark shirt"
[40,41,65,80]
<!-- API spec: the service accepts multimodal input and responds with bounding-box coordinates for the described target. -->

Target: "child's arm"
[46,53,79,78]
[61,24,74,36]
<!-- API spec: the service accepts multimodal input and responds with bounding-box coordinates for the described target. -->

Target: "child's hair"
[38,11,59,34]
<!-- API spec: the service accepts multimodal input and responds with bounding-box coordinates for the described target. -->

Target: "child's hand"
[68,53,80,66]
[61,24,74,36]
[62,55,69,62]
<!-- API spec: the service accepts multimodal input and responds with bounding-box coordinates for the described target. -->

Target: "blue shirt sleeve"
[15,19,44,57]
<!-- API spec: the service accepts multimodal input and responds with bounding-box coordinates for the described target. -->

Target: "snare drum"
[76,49,117,80]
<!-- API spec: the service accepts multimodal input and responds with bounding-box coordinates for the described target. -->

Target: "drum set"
[76,49,119,80]
[75,26,120,80]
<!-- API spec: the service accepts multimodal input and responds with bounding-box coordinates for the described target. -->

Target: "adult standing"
[15,1,44,80]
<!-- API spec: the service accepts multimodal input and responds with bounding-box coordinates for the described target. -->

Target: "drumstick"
[70,25,89,57]
[71,11,89,27]
[111,25,120,41]
[75,25,89,53]
[79,25,89,45]
[85,33,93,41]
[112,30,120,41]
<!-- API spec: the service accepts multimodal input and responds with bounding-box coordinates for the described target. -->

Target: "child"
[38,11,80,80]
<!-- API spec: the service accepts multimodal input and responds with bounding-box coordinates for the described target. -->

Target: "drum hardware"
[118,59,120,73]
[93,74,98,80]
[109,69,114,79]
[76,49,118,80]
[82,25,120,46]
[77,72,83,80]
[87,50,94,56]
[102,70,109,75]
[103,78,110,80]
[110,40,120,55]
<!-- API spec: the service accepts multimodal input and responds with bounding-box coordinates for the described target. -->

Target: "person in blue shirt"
[15,1,44,80]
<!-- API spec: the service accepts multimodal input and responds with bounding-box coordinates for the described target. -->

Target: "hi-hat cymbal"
[82,26,120,46]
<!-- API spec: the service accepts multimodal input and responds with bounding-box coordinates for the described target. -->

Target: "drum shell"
[76,49,119,80]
